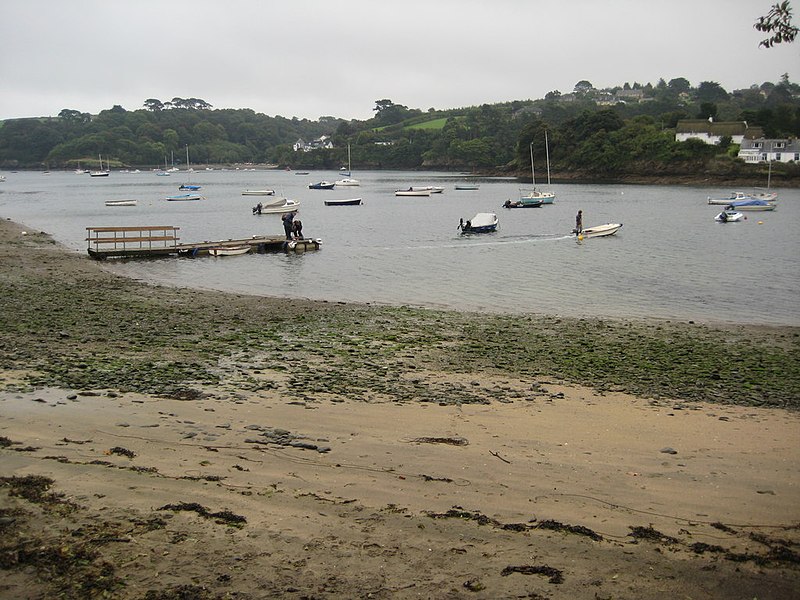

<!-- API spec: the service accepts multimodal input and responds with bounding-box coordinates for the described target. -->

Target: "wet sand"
[1,218,798,599]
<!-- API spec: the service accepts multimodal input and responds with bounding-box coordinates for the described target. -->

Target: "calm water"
[1,169,797,326]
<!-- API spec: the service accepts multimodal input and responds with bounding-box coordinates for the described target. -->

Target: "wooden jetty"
[86,225,321,260]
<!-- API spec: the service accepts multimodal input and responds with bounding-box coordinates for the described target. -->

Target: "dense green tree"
[696,81,728,103]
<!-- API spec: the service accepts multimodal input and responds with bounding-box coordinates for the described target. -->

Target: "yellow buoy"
[578,234,584,241]
[758,220,764,225]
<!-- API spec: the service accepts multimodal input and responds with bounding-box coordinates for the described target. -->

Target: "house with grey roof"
[738,138,800,163]
[675,118,762,145]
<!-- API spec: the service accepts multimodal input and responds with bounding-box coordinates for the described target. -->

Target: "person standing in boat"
[575,210,583,235]
[282,211,295,240]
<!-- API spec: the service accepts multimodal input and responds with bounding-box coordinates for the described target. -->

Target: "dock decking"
[86,226,321,259]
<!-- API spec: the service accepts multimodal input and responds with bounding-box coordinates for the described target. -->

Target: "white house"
[738,138,800,163]
[292,136,335,153]
[675,118,761,145]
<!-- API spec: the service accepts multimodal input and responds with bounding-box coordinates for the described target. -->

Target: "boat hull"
[459,213,498,234]
[575,223,623,238]
[325,198,362,206]
[105,200,137,207]
[253,200,300,214]
[395,190,431,197]
[715,211,744,222]
[504,199,542,208]
[166,194,202,201]
[209,246,251,256]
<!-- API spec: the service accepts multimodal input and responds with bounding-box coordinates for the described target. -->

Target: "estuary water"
[0,168,797,326]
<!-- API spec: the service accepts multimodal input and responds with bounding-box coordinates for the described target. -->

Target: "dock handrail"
[86,226,180,251]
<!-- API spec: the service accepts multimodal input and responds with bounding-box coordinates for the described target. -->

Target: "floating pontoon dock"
[86,226,321,259]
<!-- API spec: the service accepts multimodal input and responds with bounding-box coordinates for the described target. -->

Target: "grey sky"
[1,0,796,121]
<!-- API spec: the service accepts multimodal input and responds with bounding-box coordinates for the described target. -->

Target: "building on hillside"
[615,89,646,103]
[292,135,334,153]
[738,138,800,163]
[675,118,762,145]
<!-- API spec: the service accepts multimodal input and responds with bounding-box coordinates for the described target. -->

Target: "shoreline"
[1,216,798,598]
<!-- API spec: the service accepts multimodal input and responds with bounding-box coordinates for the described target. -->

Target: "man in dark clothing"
[575,210,583,234]
[282,211,295,239]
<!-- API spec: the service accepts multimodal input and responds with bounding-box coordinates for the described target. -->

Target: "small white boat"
[209,245,251,256]
[335,178,360,187]
[252,199,300,214]
[504,198,542,208]
[521,135,556,203]
[519,190,554,204]
[574,223,623,239]
[458,212,498,234]
[707,191,751,205]
[411,186,444,194]
[166,193,202,201]
[715,210,744,223]
[105,199,137,207]
[242,189,275,196]
[395,189,431,197]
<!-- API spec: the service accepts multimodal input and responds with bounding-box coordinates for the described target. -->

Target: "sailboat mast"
[545,130,552,186]
[529,142,535,186]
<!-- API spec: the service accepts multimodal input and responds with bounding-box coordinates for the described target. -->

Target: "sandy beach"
[1,218,798,599]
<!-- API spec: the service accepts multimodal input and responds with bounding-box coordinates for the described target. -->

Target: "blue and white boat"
[309,181,336,190]
[458,212,498,234]
[726,199,776,211]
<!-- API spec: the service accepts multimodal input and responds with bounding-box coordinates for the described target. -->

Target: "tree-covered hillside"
[1,79,799,184]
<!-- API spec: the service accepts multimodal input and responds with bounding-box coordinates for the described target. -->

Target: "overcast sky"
[1,0,797,122]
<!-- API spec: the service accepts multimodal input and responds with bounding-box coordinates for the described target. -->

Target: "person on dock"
[282,211,295,240]
[575,210,583,235]
[292,218,303,240]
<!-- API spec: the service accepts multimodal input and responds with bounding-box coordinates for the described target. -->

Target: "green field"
[405,117,449,130]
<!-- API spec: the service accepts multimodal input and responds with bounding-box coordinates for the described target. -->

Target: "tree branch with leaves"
[755,1,798,47]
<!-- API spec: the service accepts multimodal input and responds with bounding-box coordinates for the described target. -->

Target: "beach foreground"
[1,218,798,599]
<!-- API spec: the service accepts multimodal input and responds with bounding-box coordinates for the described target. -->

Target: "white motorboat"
[574,223,623,238]
[715,209,744,222]
[105,199,137,207]
[458,212,498,234]
[335,178,360,187]
[242,189,276,196]
[252,199,299,214]
[708,191,752,205]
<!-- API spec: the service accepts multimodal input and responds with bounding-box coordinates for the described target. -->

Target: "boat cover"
[729,199,770,207]
[469,213,498,228]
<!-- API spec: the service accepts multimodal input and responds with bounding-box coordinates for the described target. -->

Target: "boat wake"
[377,234,572,251]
